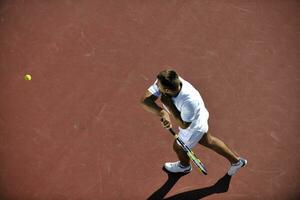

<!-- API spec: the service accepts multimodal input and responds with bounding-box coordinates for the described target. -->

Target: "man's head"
[156,69,181,96]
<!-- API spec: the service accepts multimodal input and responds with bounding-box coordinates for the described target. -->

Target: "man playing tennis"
[140,69,247,175]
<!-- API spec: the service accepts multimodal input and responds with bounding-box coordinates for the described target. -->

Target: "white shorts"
[177,124,208,149]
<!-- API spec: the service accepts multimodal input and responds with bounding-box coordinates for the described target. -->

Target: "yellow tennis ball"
[24,74,32,81]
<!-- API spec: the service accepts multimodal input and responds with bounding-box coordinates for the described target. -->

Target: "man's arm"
[160,95,191,129]
[140,91,162,116]
[169,107,191,129]
[140,91,172,128]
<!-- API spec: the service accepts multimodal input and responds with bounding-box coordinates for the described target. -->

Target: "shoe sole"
[163,166,192,174]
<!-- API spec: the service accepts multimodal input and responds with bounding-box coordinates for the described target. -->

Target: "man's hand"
[159,110,172,129]
[140,91,173,129]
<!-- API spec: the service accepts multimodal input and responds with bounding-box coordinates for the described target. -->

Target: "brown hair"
[157,69,180,91]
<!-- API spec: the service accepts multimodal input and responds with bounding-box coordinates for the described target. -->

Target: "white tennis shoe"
[227,158,247,176]
[164,161,192,173]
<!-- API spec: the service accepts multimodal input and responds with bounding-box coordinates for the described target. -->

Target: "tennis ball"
[24,74,32,81]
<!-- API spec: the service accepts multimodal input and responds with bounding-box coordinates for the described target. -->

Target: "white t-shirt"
[148,77,209,131]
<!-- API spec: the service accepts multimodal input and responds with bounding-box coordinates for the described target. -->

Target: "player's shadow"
[147,168,232,200]
[147,167,188,200]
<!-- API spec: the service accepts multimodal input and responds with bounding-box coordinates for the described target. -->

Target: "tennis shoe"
[227,157,247,176]
[164,161,192,173]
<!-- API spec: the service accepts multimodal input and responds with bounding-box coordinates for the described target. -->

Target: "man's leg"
[199,132,247,176]
[173,140,190,167]
[199,132,239,164]
[163,140,192,173]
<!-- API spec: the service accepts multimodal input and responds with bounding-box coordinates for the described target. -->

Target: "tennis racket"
[168,128,208,175]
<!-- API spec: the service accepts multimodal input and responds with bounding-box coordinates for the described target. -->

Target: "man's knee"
[199,132,214,147]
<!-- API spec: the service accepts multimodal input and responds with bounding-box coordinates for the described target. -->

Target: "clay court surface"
[1,1,300,200]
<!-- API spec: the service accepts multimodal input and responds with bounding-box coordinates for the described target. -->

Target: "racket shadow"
[147,168,232,200]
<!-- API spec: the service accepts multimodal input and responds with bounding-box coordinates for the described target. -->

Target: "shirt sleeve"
[147,79,161,97]
[180,100,197,122]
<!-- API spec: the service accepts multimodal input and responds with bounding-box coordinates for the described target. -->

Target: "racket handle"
[160,118,176,136]
[168,128,176,136]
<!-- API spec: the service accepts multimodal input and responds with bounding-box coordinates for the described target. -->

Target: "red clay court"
[0,1,299,200]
